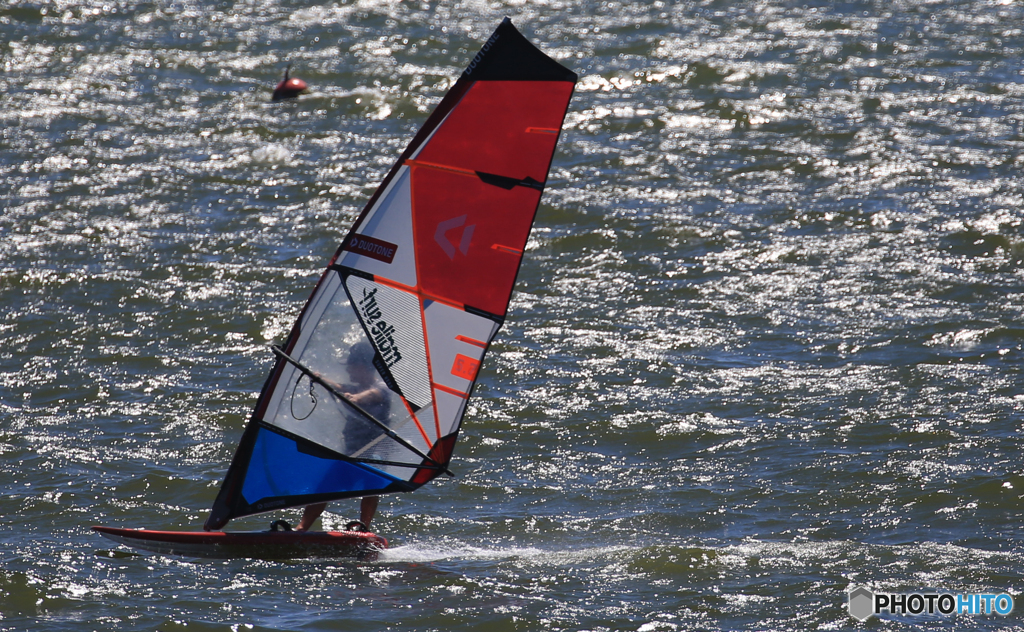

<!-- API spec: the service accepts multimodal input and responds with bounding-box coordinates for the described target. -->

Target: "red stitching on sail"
[455,335,487,348]
[434,383,469,399]
[406,159,476,177]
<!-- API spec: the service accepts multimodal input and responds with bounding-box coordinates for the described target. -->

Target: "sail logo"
[358,287,403,368]
[434,215,475,260]
[848,586,1014,621]
[464,31,499,76]
[344,233,398,264]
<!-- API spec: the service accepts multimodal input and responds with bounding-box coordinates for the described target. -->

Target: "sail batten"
[205,18,576,531]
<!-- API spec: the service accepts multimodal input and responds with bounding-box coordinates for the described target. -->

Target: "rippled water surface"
[3,0,1024,630]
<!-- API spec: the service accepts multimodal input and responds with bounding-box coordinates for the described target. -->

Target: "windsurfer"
[296,342,387,532]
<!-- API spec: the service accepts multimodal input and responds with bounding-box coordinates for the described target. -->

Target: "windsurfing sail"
[205,18,577,530]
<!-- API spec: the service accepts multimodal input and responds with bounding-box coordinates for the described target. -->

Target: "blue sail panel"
[240,427,401,509]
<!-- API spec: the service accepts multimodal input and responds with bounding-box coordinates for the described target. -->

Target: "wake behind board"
[93,526,387,560]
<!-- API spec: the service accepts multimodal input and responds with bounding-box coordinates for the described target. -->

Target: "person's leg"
[360,496,379,527]
[297,502,328,531]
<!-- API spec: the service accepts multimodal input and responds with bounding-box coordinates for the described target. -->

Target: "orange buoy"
[272,64,308,101]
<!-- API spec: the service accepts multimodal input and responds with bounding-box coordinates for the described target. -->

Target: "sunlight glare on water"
[3,0,1024,629]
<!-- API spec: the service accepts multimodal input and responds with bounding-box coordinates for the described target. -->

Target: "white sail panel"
[433,387,470,439]
[261,270,349,447]
[423,300,499,396]
[337,167,417,288]
[358,404,438,479]
[262,272,422,461]
[348,404,434,478]
[345,275,433,409]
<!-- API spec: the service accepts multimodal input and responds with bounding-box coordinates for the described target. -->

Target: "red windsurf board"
[93,526,387,560]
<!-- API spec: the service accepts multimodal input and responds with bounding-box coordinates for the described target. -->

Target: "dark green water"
[3,0,1024,630]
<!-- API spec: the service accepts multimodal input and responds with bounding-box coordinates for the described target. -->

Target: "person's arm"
[346,387,385,407]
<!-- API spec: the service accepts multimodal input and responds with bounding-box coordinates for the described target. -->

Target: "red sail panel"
[411,167,542,316]
[408,81,574,317]
[414,81,575,182]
